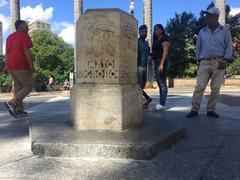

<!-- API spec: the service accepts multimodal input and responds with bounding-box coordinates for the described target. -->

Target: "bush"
[227,53,240,77]
[0,55,12,91]
[184,63,198,77]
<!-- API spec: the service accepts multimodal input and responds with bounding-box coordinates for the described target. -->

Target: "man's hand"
[24,48,34,73]
[158,64,164,72]
[217,61,227,70]
[223,58,234,64]
[30,65,35,74]
[196,60,200,66]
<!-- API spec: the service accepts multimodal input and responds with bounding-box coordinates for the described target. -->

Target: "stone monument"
[71,9,143,130]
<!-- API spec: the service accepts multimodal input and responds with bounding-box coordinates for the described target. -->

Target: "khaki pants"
[191,59,225,112]
[9,70,34,111]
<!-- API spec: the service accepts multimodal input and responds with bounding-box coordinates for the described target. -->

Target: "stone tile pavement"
[0,89,240,179]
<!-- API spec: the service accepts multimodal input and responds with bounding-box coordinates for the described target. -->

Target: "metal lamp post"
[129,0,135,15]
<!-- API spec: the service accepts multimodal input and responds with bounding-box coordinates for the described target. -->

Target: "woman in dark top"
[152,24,169,110]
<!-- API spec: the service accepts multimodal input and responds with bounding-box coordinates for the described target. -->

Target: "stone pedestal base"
[70,84,143,130]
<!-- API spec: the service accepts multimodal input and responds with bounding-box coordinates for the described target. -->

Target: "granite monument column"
[215,0,226,25]
[143,0,152,47]
[10,0,20,32]
[71,9,143,130]
[74,0,83,74]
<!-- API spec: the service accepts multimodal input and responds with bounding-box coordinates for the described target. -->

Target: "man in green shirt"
[138,25,152,108]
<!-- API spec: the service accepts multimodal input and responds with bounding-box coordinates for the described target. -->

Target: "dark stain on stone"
[104,117,117,125]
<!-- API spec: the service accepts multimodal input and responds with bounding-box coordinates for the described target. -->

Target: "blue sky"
[0,0,240,53]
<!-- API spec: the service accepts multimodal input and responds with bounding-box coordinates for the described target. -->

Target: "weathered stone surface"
[0,157,161,180]
[71,84,142,130]
[75,8,138,84]
[2,90,240,179]
[71,9,142,130]
[0,119,32,168]
[31,110,187,160]
[203,129,240,180]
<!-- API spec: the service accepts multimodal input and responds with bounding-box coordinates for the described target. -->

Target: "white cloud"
[52,21,72,33]
[58,24,74,45]
[20,4,54,21]
[0,14,10,33]
[230,7,240,16]
[52,21,74,45]
[0,0,8,7]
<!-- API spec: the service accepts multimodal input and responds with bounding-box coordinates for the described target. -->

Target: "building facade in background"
[28,19,51,34]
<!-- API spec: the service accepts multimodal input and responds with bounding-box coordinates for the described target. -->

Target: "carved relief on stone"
[76,9,138,84]
[120,23,137,40]
[85,15,116,57]
[120,23,137,49]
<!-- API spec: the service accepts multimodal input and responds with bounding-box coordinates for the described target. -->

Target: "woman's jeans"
[154,59,168,106]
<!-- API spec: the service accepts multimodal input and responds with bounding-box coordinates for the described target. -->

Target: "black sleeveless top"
[152,35,169,60]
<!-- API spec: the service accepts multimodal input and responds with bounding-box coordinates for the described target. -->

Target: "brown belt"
[200,56,223,61]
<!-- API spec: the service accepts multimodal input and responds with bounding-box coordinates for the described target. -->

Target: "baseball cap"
[203,7,220,15]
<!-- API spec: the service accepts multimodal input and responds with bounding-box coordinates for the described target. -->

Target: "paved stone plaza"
[0,88,240,179]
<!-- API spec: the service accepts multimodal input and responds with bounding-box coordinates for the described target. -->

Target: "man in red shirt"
[4,20,34,118]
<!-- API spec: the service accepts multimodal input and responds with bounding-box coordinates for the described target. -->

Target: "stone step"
[30,111,187,160]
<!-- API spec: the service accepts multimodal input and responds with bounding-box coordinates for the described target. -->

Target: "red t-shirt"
[6,32,33,70]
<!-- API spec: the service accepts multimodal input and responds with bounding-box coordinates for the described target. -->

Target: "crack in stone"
[196,133,231,180]
[0,155,34,168]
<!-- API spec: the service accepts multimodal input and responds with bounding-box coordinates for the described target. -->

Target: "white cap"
[204,7,220,15]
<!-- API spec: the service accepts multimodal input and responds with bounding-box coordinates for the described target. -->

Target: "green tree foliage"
[227,36,240,77]
[166,2,240,78]
[227,13,240,38]
[0,55,6,85]
[226,7,240,77]
[30,30,74,91]
[166,12,197,77]
[0,55,12,87]
[227,54,240,77]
